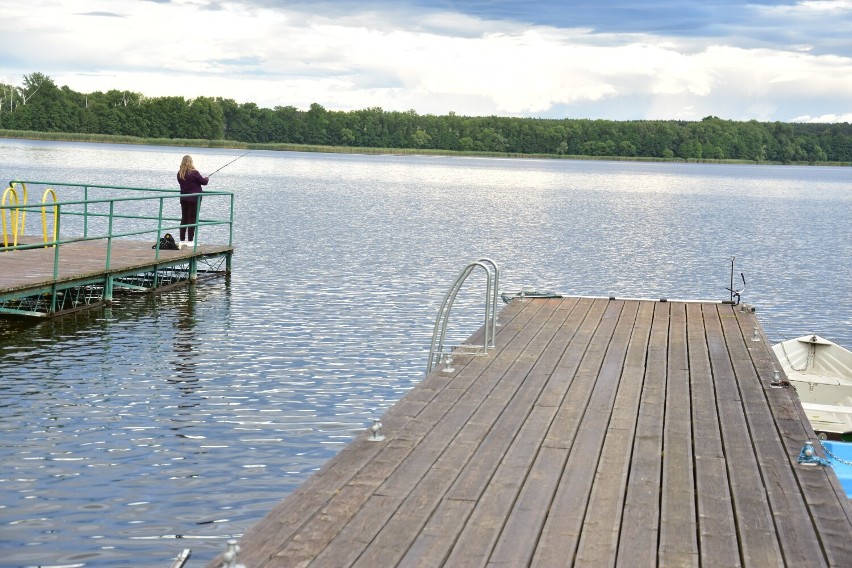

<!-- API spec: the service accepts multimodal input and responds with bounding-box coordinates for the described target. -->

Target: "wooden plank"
[688,303,740,567]
[487,445,567,563]
[440,298,616,566]
[615,301,670,566]
[531,300,638,565]
[573,300,654,566]
[358,406,557,568]
[719,306,826,567]
[659,302,699,566]
[704,304,784,566]
[448,298,597,501]
[358,303,576,567]
[395,498,476,567]
[540,299,620,451]
[0,239,231,293]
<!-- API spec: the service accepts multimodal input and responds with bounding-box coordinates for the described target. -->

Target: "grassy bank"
[2,129,848,167]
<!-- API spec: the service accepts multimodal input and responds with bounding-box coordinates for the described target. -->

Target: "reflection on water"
[172,287,200,391]
[0,139,850,566]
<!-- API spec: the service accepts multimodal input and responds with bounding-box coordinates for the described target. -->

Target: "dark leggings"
[180,200,199,241]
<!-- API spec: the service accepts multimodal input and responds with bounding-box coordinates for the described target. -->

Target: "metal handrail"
[41,187,58,246]
[1,181,235,277]
[478,257,500,345]
[426,258,500,375]
[1,185,20,247]
[8,182,28,237]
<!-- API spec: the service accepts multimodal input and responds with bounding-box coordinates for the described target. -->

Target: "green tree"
[14,73,80,132]
[411,127,431,148]
[270,105,302,142]
[619,140,637,157]
[221,101,262,142]
[5,71,852,164]
[339,127,355,145]
[678,139,702,159]
[184,97,224,139]
[145,96,188,138]
[477,126,507,152]
[305,103,329,145]
[581,140,615,156]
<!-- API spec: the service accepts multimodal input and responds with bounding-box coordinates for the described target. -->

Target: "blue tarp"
[822,441,852,498]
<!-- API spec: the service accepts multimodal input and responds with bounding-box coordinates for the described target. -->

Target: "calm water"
[1,139,850,567]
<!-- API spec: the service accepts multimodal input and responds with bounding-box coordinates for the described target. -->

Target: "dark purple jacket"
[177,169,208,202]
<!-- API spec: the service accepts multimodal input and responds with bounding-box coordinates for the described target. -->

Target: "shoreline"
[2,129,850,167]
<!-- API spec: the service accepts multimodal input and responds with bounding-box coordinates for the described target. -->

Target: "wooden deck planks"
[394,297,597,567]
[615,300,670,567]
[0,238,231,294]
[688,303,740,567]
[573,300,654,566]
[531,300,639,566]
[660,301,699,567]
[721,306,826,567]
[220,297,852,568]
[705,304,785,567]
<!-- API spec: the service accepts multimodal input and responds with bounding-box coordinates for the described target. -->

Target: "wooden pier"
[0,237,232,316]
[216,297,852,567]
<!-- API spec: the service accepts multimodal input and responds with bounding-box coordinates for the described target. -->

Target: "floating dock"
[1,180,234,317]
[219,296,852,567]
[0,237,232,316]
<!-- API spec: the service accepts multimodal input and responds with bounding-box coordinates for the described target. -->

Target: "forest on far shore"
[2,72,851,164]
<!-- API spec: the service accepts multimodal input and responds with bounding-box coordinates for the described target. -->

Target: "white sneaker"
[185,241,195,248]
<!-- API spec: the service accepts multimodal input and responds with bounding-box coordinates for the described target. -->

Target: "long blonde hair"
[178,155,195,180]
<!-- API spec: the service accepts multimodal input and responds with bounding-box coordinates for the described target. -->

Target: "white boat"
[772,334,852,440]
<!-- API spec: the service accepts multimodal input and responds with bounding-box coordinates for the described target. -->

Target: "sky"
[2,0,851,122]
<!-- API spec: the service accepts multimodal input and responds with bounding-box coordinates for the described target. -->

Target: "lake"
[1,139,850,567]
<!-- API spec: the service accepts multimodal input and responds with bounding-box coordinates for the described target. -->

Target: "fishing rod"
[726,256,746,305]
[208,152,248,176]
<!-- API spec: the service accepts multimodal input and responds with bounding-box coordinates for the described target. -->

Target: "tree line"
[2,72,851,163]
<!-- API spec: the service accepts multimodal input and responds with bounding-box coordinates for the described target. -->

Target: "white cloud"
[1,0,851,121]
[791,112,852,123]
[798,0,852,12]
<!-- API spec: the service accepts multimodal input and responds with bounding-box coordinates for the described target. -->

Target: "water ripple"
[1,145,850,566]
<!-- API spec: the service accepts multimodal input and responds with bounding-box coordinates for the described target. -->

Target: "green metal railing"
[1,180,235,285]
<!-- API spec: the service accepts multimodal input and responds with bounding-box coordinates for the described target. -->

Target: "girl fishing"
[176,155,208,246]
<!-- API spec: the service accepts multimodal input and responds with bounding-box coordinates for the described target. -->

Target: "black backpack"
[153,233,179,250]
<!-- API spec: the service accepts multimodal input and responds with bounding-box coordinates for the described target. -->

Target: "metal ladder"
[427,258,500,375]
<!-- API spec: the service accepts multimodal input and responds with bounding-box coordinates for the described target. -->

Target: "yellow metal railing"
[41,188,58,247]
[13,182,28,234]
[1,185,21,248]
[2,182,57,249]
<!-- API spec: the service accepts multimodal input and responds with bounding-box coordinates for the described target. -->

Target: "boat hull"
[772,334,852,439]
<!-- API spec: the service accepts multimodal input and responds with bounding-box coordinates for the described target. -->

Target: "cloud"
[75,11,125,17]
[791,112,852,123]
[0,0,850,122]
